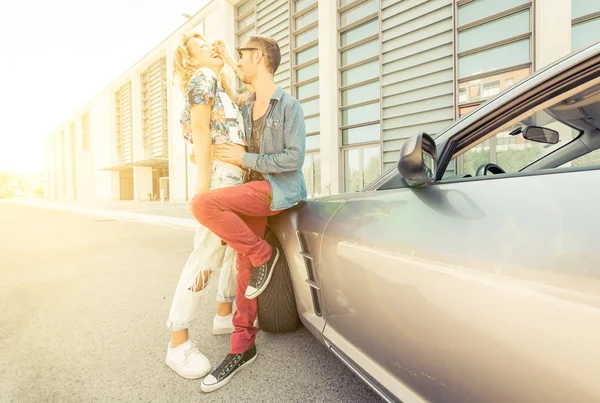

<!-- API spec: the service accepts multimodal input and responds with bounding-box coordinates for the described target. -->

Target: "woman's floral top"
[180,67,246,146]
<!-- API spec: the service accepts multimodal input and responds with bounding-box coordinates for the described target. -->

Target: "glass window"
[305,116,320,133]
[458,110,579,176]
[458,10,530,52]
[296,8,318,30]
[482,81,500,97]
[459,66,529,104]
[297,80,319,99]
[343,124,380,145]
[572,0,600,20]
[237,13,255,31]
[461,139,492,175]
[458,39,530,78]
[340,0,378,27]
[296,45,319,65]
[341,61,379,86]
[306,134,320,150]
[295,0,316,13]
[303,153,321,198]
[342,81,379,106]
[303,155,315,197]
[572,18,600,51]
[296,62,319,82]
[561,148,600,168]
[458,104,478,117]
[363,146,381,187]
[459,87,468,103]
[468,83,481,101]
[342,102,380,126]
[296,27,318,47]
[341,40,378,66]
[300,98,319,116]
[458,0,529,26]
[340,19,378,47]
[344,148,361,192]
[237,1,254,16]
[339,0,355,7]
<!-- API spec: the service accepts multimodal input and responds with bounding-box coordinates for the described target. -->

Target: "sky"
[0,0,209,174]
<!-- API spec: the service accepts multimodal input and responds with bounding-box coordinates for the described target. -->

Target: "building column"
[535,0,572,70]
[133,166,153,202]
[318,0,340,196]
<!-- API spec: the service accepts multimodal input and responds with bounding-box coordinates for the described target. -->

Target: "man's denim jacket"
[241,86,307,211]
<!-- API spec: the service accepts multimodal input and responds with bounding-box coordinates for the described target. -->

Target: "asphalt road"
[0,203,381,403]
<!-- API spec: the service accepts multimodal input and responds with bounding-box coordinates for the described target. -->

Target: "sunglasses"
[237,47,259,59]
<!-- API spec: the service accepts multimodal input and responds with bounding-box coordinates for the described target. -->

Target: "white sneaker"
[212,314,234,335]
[166,340,211,379]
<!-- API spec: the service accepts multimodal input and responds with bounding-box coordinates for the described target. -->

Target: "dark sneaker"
[245,246,279,299]
[200,345,257,393]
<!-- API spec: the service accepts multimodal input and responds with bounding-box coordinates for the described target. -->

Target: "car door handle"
[305,279,320,290]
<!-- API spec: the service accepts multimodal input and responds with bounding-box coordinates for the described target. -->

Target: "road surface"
[0,203,381,403]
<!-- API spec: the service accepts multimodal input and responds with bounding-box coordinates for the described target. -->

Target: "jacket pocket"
[265,119,284,151]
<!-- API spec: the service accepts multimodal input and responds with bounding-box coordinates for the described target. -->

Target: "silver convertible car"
[257,41,600,403]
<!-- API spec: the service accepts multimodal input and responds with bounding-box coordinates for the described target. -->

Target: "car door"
[318,50,600,402]
[320,167,600,403]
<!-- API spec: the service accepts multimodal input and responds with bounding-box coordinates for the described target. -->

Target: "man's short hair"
[247,35,281,75]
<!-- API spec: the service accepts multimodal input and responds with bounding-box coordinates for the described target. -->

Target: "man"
[190,34,307,392]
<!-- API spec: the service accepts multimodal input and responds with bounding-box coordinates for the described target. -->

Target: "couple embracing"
[164,31,307,393]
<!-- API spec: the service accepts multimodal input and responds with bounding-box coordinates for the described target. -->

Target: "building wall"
[381,0,455,170]
[45,0,600,202]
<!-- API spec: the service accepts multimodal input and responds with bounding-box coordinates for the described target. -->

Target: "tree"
[0,172,15,199]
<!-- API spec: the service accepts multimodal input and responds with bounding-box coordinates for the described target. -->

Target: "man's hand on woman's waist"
[213,143,246,167]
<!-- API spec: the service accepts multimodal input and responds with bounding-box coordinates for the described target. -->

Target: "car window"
[560,148,600,168]
[451,110,580,177]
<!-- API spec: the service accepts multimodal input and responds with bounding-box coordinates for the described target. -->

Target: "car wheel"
[257,229,300,333]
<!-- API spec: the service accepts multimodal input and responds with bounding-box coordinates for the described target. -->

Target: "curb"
[4,199,197,231]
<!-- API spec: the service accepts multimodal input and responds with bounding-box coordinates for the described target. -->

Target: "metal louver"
[70,122,77,199]
[82,112,90,150]
[115,82,133,164]
[141,58,168,159]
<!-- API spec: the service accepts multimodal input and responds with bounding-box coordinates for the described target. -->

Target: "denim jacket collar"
[244,85,284,107]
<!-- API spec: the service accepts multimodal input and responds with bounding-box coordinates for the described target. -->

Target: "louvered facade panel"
[141,58,168,160]
[257,0,291,92]
[115,82,133,164]
[381,0,454,169]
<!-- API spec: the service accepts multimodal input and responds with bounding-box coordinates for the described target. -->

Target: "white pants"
[166,160,246,331]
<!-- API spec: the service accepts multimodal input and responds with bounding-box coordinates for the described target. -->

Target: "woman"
[165,32,250,380]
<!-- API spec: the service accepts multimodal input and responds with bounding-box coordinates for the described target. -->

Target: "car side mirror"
[523,126,559,144]
[397,132,437,187]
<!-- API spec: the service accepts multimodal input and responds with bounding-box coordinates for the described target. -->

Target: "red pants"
[191,180,280,353]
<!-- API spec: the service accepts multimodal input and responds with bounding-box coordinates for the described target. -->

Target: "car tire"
[257,229,300,333]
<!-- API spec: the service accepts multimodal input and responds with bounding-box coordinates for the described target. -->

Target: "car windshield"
[453,106,581,176]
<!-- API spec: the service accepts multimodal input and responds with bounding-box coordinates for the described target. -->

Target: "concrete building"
[45,0,600,202]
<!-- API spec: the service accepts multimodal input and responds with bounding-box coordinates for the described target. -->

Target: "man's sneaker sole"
[165,358,211,380]
[200,353,257,392]
[245,248,279,300]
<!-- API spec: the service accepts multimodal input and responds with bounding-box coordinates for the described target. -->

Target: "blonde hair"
[172,32,236,102]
